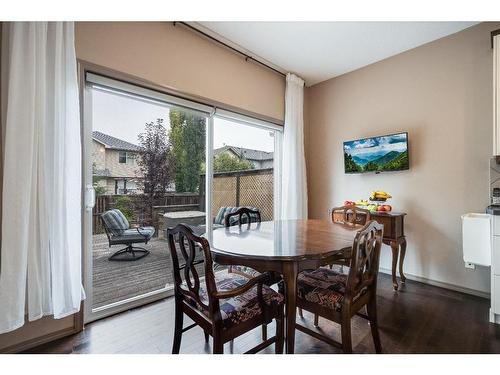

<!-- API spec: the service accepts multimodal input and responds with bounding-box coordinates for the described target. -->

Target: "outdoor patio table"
[209,219,359,354]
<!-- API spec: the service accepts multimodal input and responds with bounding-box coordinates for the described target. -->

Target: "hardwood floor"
[27,273,500,354]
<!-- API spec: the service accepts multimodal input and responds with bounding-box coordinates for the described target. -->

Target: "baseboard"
[0,311,83,354]
[379,267,491,299]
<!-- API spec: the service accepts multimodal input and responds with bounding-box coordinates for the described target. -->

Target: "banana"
[370,191,392,200]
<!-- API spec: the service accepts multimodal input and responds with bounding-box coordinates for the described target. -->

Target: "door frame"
[78,61,283,324]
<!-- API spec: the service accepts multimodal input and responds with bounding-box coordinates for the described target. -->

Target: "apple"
[377,205,386,212]
[344,200,355,206]
[383,205,392,212]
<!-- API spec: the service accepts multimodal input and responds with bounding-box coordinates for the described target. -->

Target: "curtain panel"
[0,22,84,334]
[281,73,308,220]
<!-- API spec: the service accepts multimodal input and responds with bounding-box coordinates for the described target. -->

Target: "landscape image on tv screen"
[344,132,409,173]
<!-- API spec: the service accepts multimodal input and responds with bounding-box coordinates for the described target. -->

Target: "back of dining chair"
[345,220,384,300]
[166,224,220,318]
[332,205,371,227]
[224,207,262,228]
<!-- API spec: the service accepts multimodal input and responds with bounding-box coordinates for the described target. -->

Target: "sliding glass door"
[82,72,281,323]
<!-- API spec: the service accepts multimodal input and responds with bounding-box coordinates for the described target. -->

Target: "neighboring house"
[92,131,143,195]
[214,145,274,169]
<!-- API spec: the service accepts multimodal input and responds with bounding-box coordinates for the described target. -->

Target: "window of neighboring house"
[118,151,126,163]
[118,151,135,164]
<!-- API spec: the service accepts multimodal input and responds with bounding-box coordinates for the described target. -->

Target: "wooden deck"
[92,234,174,309]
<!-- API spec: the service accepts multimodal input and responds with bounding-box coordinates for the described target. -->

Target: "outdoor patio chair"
[101,208,155,261]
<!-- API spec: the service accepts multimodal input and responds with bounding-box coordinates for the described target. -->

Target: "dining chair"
[295,220,384,353]
[224,207,262,278]
[223,207,279,341]
[167,224,285,354]
[332,205,371,227]
[298,205,371,324]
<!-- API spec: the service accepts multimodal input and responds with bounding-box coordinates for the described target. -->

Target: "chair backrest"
[332,205,371,227]
[224,207,262,227]
[166,224,219,318]
[345,220,384,299]
[101,209,130,236]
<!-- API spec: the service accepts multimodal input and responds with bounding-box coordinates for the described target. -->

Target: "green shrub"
[113,196,135,222]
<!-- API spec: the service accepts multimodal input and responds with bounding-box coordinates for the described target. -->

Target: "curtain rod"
[173,22,287,78]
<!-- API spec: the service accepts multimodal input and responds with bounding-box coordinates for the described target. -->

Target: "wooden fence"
[93,169,274,234]
[201,168,274,222]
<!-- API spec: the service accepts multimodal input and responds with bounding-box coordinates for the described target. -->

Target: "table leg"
[283,262,298,354]
[399,237,407,283]
[390,241,399,291]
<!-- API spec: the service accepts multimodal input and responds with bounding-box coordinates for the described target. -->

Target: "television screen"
[344,132,409,173]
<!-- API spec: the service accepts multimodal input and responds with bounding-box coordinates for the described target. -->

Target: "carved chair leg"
[314,313,319,327]
[204,331,209,343]
[213,334,224,354]
[341,313,353,354]
[172,300,183,354]
[367,299,382,353]
[275,314,284,354]
[262,324,268,341]
[298,308,304,318]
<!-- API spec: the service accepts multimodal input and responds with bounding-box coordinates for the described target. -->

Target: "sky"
[92,88,275,153]
[343,133,407,159]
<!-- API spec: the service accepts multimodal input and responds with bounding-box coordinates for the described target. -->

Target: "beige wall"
[75,22,285,122]
[305,22,500,294]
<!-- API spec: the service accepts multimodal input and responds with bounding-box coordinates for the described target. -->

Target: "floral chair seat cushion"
[297,268,348,311]
[184,272,284,329]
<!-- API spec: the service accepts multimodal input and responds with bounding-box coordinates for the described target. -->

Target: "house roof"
[214,145,274,161]
[92,131,142,152]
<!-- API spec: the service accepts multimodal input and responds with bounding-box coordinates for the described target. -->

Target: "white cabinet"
[491,216,500,321]
[494,33,500,155]
[494,276,500,315]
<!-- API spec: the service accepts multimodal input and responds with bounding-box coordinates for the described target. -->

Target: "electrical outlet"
[465,262,476,270]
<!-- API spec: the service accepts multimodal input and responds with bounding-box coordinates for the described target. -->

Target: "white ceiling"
[198,22,478,86]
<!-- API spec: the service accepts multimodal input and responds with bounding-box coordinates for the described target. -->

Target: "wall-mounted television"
[343,132,409,174]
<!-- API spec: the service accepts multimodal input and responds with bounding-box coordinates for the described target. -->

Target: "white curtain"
[281,73,308,220]
[0,22,84,334]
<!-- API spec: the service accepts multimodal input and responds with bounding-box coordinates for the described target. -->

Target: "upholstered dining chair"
[222,207,278,342]
[295,220,384,353]
[332,205,371,227]
[298,205,371,324]
[224,207,262,278]
[167,224,285,354]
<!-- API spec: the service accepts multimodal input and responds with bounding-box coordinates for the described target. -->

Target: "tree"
[136,118,174,223]
[169,110,206,192]
[344,152,361,173]
[213,152,254,172]
[92,162,107,196]
[363,161,379,172]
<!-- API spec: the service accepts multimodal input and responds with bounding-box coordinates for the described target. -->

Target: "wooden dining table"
[209,219,360,354]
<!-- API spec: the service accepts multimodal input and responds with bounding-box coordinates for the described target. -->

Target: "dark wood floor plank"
[26,273,500,354]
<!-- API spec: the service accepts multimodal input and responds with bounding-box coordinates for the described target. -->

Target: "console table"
[370,212,407,290]
[333,210,407,290]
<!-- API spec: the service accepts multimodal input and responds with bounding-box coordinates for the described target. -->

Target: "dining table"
[209,219,360,354]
